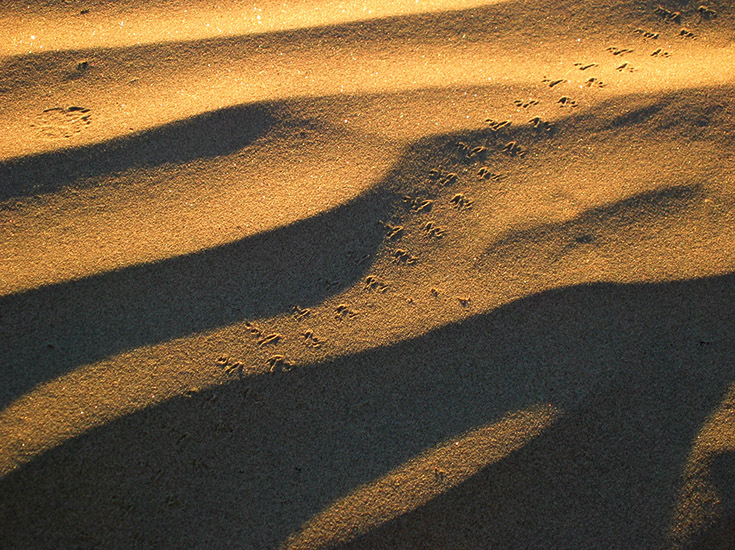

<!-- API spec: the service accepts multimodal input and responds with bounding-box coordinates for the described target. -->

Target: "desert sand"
[1,0,735,548]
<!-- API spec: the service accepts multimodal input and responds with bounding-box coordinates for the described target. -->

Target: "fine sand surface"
[1,0,735,548]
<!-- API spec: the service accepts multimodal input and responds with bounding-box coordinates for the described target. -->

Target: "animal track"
[467,146,489,161]
[216,356,244,376]
[575,234,595,244]
[190,458,212,472]
[543,77,566,88]
[404,196,435,213]
[633,28,659,39]
[698,5,717,19]
[335,304,358,320]
[651,48,671,57]
[428,168,442,180]
[679,28,695,39]
[616,62,635,72]
[502,141,526,157]
[291,305,311,321]
[383,222,404,240]
[423,221,446,238]
[478,166,504,180]
[32,106,91,139]
[607,47,634,55]
[164,494,184,508]
[67,60,93,80]
[573,62,598,70]
[485,119,511,132]
[557,96,578,108]
[200,391,218,403]
[393,249,418,264]
[414,199,433,213]
[457,297,471,307]
[434,467,448,484]
[450,194,473,210]
[347,250,372,265]
[456,142,471,156]
[318,277,342,290]
[365,275,389,292]
[302,330,324,349]
[655,5,681,24]
[257,333,282,347]
[529,117,554,132]
[225,361,244,375]
[514,98,540,108]
[244,321,263,337]
[456,143,489,162]
[584,77,606,88]
[440,172,459,185]
[267,355,293,373]
[430,169,460,184]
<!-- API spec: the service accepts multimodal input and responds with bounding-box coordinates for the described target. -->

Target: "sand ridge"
[1,0,735,548]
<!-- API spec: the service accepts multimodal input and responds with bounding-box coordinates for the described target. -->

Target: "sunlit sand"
[1,0,734,548]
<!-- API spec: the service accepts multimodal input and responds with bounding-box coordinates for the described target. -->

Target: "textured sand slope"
[2,85,733,410]
[1,273,733,548]
[0,0,505,57]
[1,0,733,159]
[0,103,394,294]
[0,86,734,549]
[1,0,735,548]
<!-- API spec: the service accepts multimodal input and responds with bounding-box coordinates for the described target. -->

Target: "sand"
[1,0,734,548]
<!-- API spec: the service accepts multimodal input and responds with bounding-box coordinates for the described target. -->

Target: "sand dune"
[2,0,734,158]
[2,274,734,548]
[1,0,734,548]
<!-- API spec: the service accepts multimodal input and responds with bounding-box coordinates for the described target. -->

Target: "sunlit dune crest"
[669,383,735,549]
[0,0,506,57]
[1,1,733,161]
[285,404,560,549]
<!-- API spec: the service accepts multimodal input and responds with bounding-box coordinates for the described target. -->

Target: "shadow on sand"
[0,181,394,408]
[0,99,565,409]
[1,273,733,549]
[0,84,730,416]
[0,103,275,202]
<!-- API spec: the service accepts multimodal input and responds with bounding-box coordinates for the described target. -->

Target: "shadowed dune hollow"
[1,273,734,548]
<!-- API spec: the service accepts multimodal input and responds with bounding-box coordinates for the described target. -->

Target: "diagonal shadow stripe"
[477,183,706,268]
[0,102,274,202]
[0,115,496,408]
[0,183,398,409]
[0,273,733,549]
[0,109,534,409]
[1,83,730,413]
